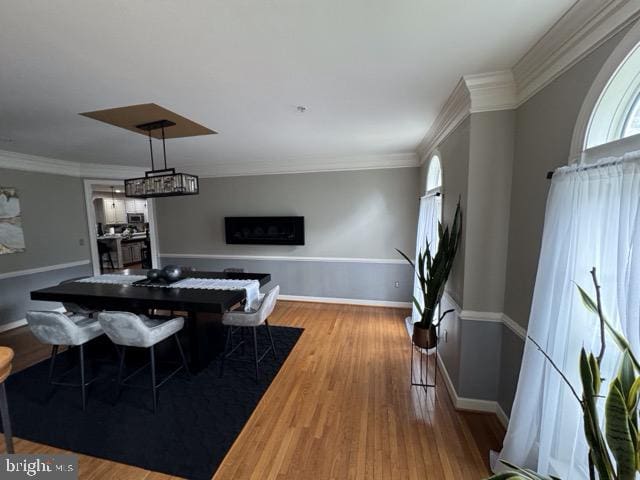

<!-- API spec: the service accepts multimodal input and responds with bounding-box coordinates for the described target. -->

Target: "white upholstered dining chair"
[26,310,104,410]
[220,285,279,381]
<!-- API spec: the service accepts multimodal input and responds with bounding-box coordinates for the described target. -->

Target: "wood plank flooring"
[0,301,504,479]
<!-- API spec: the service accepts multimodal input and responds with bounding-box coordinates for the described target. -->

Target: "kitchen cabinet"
[96,198,126,224]
[121,239,144,266]
[125,199,147,214]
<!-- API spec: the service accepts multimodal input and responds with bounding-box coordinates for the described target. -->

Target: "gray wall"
[0,263,92,326]
[0,169,92,326]
[421,118,471,392]
[464,110,515,313]
[156,168,419,259]
[432,117,470,306]
[155,168,420,302]
[496,27,631,415]
[0,169,90,272]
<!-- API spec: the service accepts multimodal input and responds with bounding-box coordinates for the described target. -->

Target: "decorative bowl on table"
[162,265,183,282]
[146,269,163,281]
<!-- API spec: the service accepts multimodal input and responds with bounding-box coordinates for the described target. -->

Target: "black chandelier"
[124,120,199,199]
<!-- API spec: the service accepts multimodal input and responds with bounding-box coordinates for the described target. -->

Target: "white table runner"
[75,275,260,312]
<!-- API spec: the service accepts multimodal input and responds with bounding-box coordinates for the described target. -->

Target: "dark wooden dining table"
[30,270,271,372]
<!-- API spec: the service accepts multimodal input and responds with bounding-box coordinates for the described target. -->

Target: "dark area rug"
[3,325,303,480]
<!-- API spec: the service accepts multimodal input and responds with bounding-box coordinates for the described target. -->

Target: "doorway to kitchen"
[83,179,160,275]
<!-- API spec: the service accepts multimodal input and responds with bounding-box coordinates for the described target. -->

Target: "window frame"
[570,21,640,164]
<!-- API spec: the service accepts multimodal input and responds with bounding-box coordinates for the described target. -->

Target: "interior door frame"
[83,178,160,275]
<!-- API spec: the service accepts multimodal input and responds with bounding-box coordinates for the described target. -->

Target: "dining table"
[30,269,271,372]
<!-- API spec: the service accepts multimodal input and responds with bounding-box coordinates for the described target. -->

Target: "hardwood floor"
[0,301,504,479]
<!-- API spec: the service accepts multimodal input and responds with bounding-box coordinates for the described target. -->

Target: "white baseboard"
[0,306,65,334]
[0,318,28,334]
[495,403,509,429]
[436,353,509,427]
[278,294,411,308]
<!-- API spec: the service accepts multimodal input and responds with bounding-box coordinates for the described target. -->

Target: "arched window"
[411,154,443,323]
[572,25,640,161]
[426,154,442,192]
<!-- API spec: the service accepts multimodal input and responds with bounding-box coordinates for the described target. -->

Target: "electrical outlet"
[79,238,85,246]
[394,281,400,288]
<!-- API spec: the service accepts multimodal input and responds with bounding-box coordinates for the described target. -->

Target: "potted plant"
[397,199,462,349]
[488,268,640,480]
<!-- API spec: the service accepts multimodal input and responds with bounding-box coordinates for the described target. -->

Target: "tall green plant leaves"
[395,199,462,328]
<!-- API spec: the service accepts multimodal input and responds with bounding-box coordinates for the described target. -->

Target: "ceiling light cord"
[161,125,167,170]
[148,130,155,171]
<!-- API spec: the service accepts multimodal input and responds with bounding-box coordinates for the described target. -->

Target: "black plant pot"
[412,324,437,349]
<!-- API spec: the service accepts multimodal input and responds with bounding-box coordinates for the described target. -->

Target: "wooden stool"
[0,347,14,453]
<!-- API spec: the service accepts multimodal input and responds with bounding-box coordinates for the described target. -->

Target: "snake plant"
[396,199,462,329]
[488,268,640,480]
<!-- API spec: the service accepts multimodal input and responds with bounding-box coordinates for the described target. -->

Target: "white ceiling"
[0,0,574,173]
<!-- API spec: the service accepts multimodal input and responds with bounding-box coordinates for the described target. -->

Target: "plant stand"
[410,324,439,390]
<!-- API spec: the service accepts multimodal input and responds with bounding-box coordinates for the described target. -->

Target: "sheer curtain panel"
[411,194,442,323]
[496,151,640,478]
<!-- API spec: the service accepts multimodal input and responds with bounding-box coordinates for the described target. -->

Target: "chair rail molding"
[159,253,407,265]
[0,260,91,281]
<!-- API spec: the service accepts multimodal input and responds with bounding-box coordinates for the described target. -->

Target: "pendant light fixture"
[124,120,199,199]
[110,186,116,208]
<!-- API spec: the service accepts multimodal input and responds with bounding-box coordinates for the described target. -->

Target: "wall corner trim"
[436,353,508,424]
[495,403,510,429]
[501,314,527,340]
[417,71,517,162]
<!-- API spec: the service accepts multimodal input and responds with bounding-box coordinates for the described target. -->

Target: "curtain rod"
[546,156,633,179]
[420,191,442,199]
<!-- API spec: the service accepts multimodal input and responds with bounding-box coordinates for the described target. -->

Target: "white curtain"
[412,193,442,323]
[496,151,640,478]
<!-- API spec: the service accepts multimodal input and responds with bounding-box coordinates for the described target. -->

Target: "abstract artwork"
[0,187,25,255]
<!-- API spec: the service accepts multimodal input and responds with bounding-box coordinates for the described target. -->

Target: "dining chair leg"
[252,326,259,382]
[0,383,14,453]
[150,345,158,413]
[79,344,87,411]
[219,326,233,378]
[48,345,59,383]
[174,334,191,377]
[265,320,277,360]
[116,346,126,398]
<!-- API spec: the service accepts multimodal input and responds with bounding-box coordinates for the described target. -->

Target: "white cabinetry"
[121,240,143,265]
[125,199,147,214]
[102,198,126,224]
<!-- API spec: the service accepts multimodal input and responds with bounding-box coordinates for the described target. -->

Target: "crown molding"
[417,79,470,162]
[513,0,640,106]
[464,70,517,113]
[0,149,418,179]
[0,149,144,179]
[184,152,420,178]
[416,72,516,162]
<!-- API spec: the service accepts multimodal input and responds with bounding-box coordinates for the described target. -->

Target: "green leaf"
[411,296,423,316]
[605,378,637,480]
[395,248,415,269]
[627,376,640,411]
[577,284,598,314]
[603,318,640,372]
